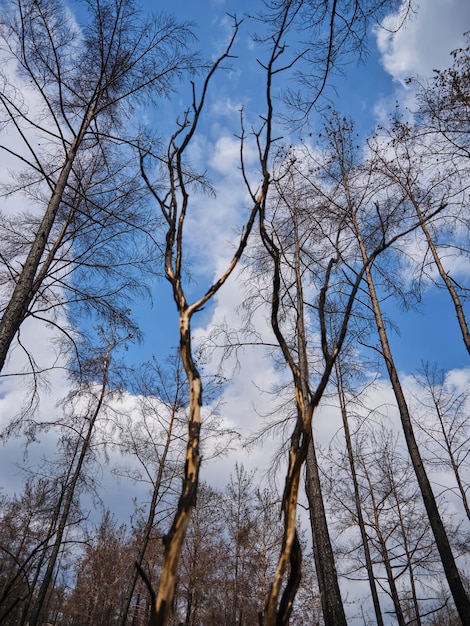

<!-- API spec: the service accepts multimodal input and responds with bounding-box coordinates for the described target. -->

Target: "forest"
[0,0,469,624]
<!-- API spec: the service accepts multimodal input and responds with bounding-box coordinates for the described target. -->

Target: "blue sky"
[0,0,468,472]
[92,4,470,538]
[0,2,469,621]
[121,0,470,375]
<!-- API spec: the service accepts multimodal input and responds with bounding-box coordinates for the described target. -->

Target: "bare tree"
[25,328,128,626]
[238,2,415,621]
[255,147,364,625]
[115,353,233,625]
[64,510,134,626]
[0,0,195,373]
[326,413,447,624]
[367,118,470,355]
[259,0,414,123]
[175,482,228,626]
[116,355,188,626]
[139,20,267,623]
[325,113,470,622]
[415,33,470,162]
[355,188,470,625]
[0,479,62,624]
[334,357,385,626]
[224,464,257,625]
[413,364,470,523]
[359,440,408,626]
[255,119,424,623]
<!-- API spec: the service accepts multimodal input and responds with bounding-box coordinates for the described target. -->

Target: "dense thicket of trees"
[0,470,319,625]
[1,0,469,624]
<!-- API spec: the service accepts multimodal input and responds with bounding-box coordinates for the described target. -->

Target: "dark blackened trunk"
[336,363,385,626]
[0,117,92,373]
[305,438,347,626]
[348,196,470,623]
[407,187,469,355]
[364,261,470,624]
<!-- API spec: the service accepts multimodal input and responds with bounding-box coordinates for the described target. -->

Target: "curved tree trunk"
[154,310,202,626]
[262,194,348,626]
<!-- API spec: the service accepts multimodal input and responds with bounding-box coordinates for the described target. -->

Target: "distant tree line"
[0,463,322,625]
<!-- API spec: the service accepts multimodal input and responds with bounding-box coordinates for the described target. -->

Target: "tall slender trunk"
[0,112,93,373]
[305,439,348,626]
[264,219,337,624]
[120,405,177,626]
[28,342,112,626]
[406,187,469,355]
[263,193,311,626]
[154,309,202,626]
[263,189,350,626]
[362,463,406,626]
[335,361,385,626]
[352,213,470,623]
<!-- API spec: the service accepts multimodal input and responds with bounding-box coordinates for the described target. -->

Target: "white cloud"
[182,130,260,279]
[445,365,470,390]
[375,0,470,84]
[209,134,243,176]
[0,317,70,420]
[209,97,245,120]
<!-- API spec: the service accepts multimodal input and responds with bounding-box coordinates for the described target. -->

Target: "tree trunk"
[154,310,202,625]
[305,437,348,626]
[355,223,470,622]
[28,342,112,626]
[398,179,470,355]
[0,119,91,373]
[336,362,385,626]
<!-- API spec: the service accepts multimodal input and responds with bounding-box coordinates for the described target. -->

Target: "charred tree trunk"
[0,127,89,372]
[154,310,202,626]
[414,198,470,354]
[28,341,113,626]
[305,438,348,626]
[335,361,385,626]
[352,212,470,623]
